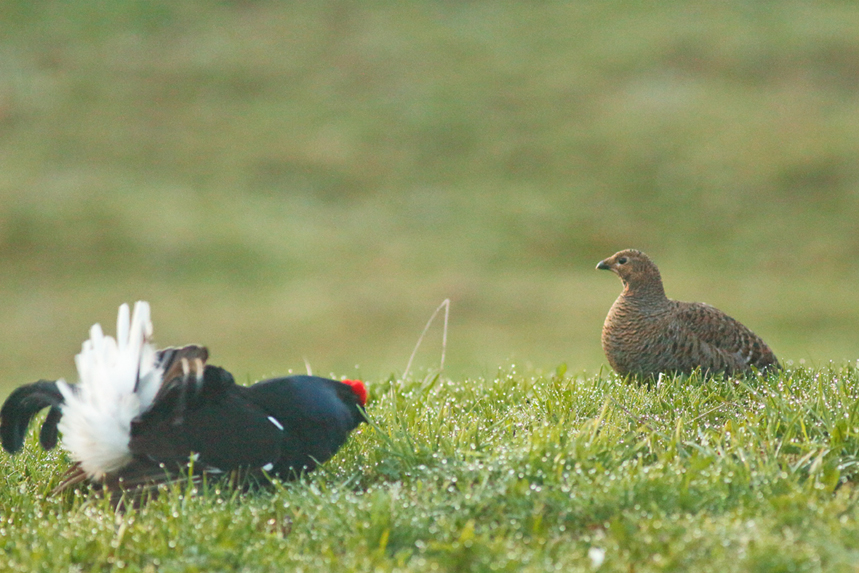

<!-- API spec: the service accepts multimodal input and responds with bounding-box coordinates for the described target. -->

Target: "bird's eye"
[617,257,628,265]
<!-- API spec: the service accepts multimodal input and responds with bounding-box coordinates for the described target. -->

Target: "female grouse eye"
[617,257,628,265]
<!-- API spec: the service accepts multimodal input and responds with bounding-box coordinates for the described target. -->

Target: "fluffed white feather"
[57,301,164,480]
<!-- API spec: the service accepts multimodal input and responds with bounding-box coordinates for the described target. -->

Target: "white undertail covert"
[56,302,164,479]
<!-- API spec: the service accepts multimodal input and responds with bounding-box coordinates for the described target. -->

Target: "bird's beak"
[596,260,611,271]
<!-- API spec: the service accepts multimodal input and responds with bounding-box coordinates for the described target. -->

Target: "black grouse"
[0,302,367,504]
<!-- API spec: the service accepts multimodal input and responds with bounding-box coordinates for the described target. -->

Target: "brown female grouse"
[597,249,779,379]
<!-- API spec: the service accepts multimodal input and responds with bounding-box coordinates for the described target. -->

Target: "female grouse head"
[596,249,665,297]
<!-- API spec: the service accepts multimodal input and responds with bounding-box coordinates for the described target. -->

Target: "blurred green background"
[1,1,859,389]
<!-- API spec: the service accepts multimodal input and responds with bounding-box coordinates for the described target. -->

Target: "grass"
[3,365,859,571]
[3,2,859,568]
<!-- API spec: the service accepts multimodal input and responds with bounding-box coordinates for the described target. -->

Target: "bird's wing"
[129,364,282,473]
[672,301,778,372]
[54,458,233,509]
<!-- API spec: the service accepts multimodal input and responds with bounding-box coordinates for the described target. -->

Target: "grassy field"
[2,366,859,571]
[4,1,859,570]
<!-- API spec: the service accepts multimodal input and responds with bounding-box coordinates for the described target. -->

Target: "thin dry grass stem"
[690,404,726,424]
[403,299,450,380]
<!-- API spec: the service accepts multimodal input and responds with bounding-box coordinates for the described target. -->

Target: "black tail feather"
[40,405,63,450]
[1,380,65,454]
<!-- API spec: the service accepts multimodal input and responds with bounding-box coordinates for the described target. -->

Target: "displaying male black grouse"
[0,302,367,503]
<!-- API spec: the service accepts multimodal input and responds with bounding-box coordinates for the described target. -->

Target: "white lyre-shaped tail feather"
[56,301,164,480]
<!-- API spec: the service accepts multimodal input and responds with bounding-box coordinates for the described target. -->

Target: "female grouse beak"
[596,260,611,271]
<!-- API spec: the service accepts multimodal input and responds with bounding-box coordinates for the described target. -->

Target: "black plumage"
[125,354,367,479]
[1,344,367,504]
[1,380,65,453]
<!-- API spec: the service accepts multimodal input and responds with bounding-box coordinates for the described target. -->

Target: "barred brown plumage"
[597,249,779,379]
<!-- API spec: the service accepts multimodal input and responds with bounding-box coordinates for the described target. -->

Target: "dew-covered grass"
[3,365,859,571]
